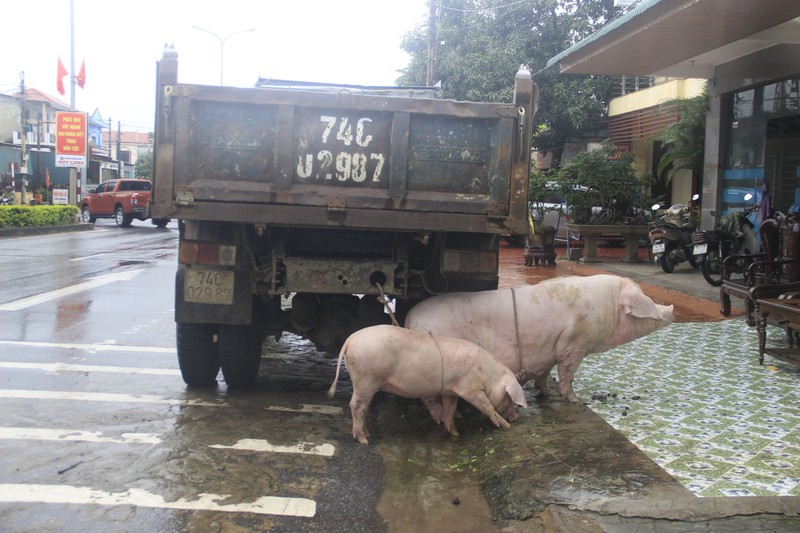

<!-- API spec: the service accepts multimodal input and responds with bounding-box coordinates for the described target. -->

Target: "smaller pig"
[327,324,527,444]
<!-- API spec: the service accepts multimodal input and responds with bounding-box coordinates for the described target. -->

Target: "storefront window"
[722,79,800,212]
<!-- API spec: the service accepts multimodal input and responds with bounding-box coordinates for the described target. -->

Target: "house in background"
[547,0,800,228]
[0,88,151,201]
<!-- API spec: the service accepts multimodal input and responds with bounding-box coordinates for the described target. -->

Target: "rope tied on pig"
[429,335,445,394]
[375,282,400,327]
[510,288,525,366]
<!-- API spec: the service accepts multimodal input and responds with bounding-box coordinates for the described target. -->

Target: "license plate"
[693,243,708,255]
[184,268,235,305]
[652,242,665,254]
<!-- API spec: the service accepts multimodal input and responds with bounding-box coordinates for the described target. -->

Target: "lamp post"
[191,25,255,85]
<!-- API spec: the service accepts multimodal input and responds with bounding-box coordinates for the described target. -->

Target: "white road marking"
[0,427,161,444]
[0,270,143,311]
[0,389,221,407]
[70,253,110,262]
[0,361,181,376]
[210,438,335,457]
[0,484,316,517]
[267,404,343,416]
[0,340,175,354]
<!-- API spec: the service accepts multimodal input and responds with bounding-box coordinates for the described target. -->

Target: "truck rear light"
[179,242,236,266]
[131,193,140,205]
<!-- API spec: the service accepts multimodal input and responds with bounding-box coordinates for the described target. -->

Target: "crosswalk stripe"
[0,484,316,517]
[210,438,336,457]
[0,389,222,407]
[0,340,175,354]
[0,362,181,376]
[0,427,161,444]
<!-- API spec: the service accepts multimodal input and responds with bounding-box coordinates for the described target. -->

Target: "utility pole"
[426,1,438,86]
[19,71,27,204]
[117,121,122,177]
[108,117,113,180]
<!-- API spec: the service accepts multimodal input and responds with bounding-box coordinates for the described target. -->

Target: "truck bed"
[152,50,534,236]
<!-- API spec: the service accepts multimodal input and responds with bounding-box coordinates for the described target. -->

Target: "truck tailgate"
[154,54,533,234]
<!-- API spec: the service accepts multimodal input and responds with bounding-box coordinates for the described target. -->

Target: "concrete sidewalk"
[491,243,799,532]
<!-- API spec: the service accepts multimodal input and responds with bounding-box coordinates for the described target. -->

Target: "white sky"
[1,0,430,133]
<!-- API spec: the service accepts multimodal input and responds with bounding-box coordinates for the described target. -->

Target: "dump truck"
[152,47,537,387]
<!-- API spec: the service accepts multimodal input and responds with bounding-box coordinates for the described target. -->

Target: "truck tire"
[115,206,133,227]
[152,218,170,228]
[218,324,263,388]
[176,322,220,387]
[81,206,96,223]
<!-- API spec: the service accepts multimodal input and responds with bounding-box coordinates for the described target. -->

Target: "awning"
[547,0,800,77]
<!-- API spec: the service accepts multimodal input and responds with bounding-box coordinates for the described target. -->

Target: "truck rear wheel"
[115,206,133,227]
[218,324,263,388]
[176,322,220,387]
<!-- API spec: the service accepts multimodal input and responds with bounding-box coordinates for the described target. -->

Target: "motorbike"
[691,193,759,286]
[649,194,700,273]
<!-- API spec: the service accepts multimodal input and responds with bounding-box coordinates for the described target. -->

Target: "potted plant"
[524,169,559,266]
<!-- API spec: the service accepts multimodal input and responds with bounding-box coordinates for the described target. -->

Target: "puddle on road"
[372,397,499,533]
[260,332,501,530]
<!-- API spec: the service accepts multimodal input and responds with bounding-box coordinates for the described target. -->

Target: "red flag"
[56,58,68,95]
[45,168,51,190]
[76,59,86,89]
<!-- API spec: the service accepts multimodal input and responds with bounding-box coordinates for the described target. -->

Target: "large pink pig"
[327,325,527,444]
[405,274,673,402]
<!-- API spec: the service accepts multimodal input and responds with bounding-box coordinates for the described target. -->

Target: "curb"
[0,223,94,239]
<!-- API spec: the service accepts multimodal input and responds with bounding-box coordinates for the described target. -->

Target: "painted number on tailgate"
[184,269,235,305]
[296,114,387,183]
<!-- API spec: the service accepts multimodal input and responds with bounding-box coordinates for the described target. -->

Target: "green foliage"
[135,149,154,180]
[657,90,707,182]
[397,0,618,163]
[0,205,79,228]
[528,167,559,221]
[556,141,652,224]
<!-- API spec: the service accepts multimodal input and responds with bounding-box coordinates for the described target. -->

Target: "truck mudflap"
[175,267,252,324]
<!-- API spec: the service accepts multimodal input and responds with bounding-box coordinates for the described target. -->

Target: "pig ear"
[619,283,660,320]
[504,376,528,408]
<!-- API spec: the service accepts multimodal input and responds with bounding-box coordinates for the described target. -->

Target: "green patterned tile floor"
[573,319,800,497]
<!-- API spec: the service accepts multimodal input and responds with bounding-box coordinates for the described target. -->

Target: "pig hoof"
[353,432,369,445]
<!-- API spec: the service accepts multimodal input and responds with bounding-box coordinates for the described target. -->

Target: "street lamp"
[191,25,256,85]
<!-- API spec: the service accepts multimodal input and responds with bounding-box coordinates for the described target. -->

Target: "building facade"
[547,0,800,229]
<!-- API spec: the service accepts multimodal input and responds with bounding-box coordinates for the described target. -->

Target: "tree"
[557,140,652,224]
[397,0,618,165]
[656,90,707,183]
[135,148,153,180]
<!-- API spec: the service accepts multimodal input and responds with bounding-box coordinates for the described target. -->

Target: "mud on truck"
[152,48,537,387]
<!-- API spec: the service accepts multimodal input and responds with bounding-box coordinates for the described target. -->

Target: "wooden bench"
[721,216,800,325]
[754,294,800,366]
[565,224,648,263]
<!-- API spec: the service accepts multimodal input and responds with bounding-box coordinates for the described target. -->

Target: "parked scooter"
[0,186,14,205]
[649,194,700,273]
[691,193,758,286]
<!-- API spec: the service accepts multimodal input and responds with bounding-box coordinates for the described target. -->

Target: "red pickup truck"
[80,179,170,227]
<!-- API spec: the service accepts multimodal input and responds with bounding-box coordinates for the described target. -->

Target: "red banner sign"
[55,112,87,167]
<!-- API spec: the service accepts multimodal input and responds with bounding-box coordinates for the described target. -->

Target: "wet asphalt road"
[0,220,499,532]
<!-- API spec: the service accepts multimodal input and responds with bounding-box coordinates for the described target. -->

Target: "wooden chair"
[720,215,800,325]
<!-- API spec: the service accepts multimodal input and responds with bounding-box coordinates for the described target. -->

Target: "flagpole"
[69,0,75,111]
[68,0,80,206]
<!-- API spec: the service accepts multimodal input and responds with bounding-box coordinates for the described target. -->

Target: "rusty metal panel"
[292,108,393,188]
[184,100,277,184]
[158,72,531,232]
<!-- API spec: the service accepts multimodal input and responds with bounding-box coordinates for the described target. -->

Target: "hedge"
[0,205,80,228]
